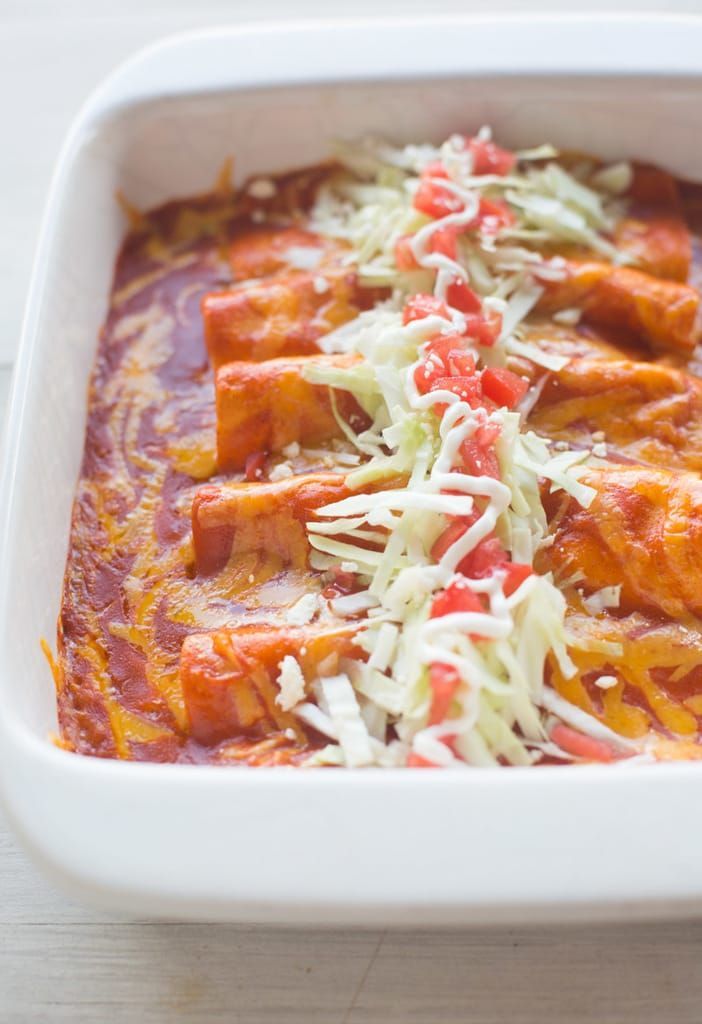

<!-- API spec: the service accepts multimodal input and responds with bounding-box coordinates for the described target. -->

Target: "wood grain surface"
[4,3,702,1021]
[3,793,702,1024]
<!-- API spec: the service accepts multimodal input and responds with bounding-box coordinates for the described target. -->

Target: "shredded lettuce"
[295,130,635,768]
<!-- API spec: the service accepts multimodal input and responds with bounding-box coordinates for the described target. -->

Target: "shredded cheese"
[296,129,636,767]
[316,674,375,767]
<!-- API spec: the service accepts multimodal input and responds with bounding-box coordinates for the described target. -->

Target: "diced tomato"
[445,278,482,314]
[403,294,450,325]
[550,723,620,763]
[244,451,267,481]
[414,180,465,220]
[432,523,535,603]
[429,224,460,260]
[430,581,484,619]
[457,535,506,578]
[467,309,503,348]
[462,421,501,473]
[394,234,419,271]
[396,224,464,270]
[421,160,450,180]
[481,367,529,409]
[425,332,471,364]
[502,562,533,597]
[429,374,482,399]
[465,137,516,177]
[407,752,439,768]
[413,351,449,395]
[459,438,499,480]
[428,663,461,726]
[476,422,502,448]
[477,196,516,232]
[424,334,457,362]
[431,516,475,562]
[429,374,483,411]
[447,349,477,377]
[458,421,501,478]
[413,362,430,394]
[413,332,478,399]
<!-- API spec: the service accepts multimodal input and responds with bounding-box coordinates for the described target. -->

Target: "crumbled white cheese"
[285,593,319,626]
[282,441,301,458]
[284,246,323,270]
[313,275,331,294]
[552,307,582,326]
[591,430,606,443]
[276,656,307,711]
[592,442,607,457]
[594,675,619,690]
[247,573,255,584]
[247,177,277,199]
[269,461,294,481]
[583,585,622,615]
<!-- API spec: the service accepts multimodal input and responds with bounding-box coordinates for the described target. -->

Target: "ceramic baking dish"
[3,14,702,924]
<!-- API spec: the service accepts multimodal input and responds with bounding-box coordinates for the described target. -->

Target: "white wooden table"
[4,3,702,1020]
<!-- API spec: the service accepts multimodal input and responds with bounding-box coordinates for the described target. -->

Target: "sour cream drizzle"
[299,130,638,768]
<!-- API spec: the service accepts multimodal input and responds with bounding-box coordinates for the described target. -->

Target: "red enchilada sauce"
[57,170,359,764]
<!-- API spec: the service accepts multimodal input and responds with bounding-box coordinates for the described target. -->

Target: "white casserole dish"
[3,14,702,924]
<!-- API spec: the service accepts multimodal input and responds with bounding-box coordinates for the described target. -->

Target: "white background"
[3,3,702,1021]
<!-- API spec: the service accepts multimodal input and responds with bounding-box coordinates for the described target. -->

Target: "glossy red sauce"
[57,172,336,762]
